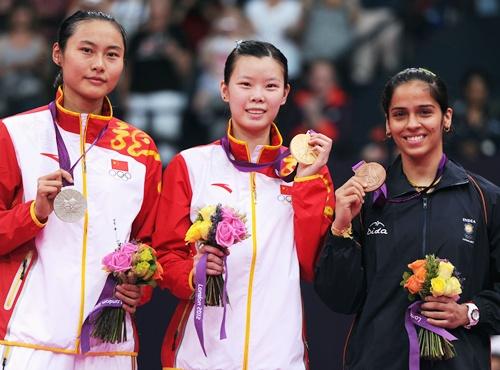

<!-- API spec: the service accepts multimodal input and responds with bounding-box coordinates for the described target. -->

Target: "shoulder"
[179,141,222,163]
[466,171,500,200]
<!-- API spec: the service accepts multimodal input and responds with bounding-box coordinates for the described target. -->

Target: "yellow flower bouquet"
[401,255,462,368]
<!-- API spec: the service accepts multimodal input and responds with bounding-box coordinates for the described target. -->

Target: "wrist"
[331,222,353,239]
[464,302,480,329]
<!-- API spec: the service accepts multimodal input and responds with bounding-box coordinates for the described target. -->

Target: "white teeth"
[406,135,424,142]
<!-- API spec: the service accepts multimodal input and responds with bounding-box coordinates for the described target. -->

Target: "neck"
[401,152,444,187]
[231,124,271,155]
[62,87,104,115]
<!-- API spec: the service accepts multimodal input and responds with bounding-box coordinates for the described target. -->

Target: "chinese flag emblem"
[111,159,129,171]
[280,185,292,195]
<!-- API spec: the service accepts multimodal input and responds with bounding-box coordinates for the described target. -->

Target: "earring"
[386,131,392,138]
[444,126,451,132]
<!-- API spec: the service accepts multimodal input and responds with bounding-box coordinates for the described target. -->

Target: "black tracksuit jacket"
[315,156,500,370]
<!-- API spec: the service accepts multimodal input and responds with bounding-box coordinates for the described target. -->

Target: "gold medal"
[290,133,317,165]
[353,162,386,192]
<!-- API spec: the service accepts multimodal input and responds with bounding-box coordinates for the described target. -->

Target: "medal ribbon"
[220,135,295,182]
[48,101,108,186]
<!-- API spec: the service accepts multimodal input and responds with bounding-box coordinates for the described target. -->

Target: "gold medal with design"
[290,133,317,165]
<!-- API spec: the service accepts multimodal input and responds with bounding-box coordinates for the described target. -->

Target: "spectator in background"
[290,59,352,158]
[448,68,500,162]
[0,4,48,117]
[126,0,192,163]
[0,0,13,33]
[191,5,254,141]
[109,0,150,40]
[350,0,403,85]
[300,0,355,65]
[244,0,303,80]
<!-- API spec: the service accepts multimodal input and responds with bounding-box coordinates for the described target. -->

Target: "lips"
[86,76,106,84]
[246,108,266,114]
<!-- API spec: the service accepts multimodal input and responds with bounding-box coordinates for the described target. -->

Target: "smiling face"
[386,79,452,164]
[220,55,290,140]
[52,19,125,112]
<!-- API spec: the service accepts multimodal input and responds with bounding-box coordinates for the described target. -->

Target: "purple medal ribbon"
[220,135,294,181]
[405,301,458,370]
[354,154,447,206]
[193,252,230,356]
[48,101,108,186]
[80,274,123,353]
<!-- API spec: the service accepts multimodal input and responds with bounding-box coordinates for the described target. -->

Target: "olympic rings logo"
[109,169,132,181]
[277,194,292,203]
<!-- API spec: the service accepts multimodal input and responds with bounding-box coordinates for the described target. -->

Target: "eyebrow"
[79,40,123,51]
[390,104,436,111]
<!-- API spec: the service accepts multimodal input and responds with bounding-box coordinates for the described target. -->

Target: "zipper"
[4,251,33,310]
[1,345,11,369]
[172,302,191,361]
[80,114,88,172]
[422,196,428,256]
[242,172,258,370]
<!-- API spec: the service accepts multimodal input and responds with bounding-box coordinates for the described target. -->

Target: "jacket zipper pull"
[20,259,27,280]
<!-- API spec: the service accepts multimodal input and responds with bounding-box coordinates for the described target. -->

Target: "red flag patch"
[111,159,129,171]
[280,185,292,195]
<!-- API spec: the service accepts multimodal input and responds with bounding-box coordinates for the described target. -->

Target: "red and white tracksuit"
[153,123,334,370]
[0,89,162,369]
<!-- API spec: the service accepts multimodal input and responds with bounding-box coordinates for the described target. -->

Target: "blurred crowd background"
[1,0,499,369]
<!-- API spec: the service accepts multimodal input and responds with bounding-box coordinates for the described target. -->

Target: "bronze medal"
[290,133,317,165]
[353,162,386,192]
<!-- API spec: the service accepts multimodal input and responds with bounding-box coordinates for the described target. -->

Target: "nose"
[406,113,421,129]
[250,87,264,102]
[91,54,105,72]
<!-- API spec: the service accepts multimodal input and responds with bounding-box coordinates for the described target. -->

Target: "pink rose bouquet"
[185,204,249,354]
[81,241,163,352]
[185,204,249,306]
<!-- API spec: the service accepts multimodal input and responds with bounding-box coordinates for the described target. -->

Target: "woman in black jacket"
[315,68,500,370]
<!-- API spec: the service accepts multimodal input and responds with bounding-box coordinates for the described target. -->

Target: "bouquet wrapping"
[80,241,163,353]
[401,255,462,369]
[185,204,249,355]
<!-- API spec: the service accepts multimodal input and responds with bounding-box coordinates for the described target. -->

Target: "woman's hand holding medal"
[35,169,73,222]
[332,162,386,232]
[291,131,333,178]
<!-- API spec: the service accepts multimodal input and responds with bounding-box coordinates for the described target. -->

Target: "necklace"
[407,176,442,192]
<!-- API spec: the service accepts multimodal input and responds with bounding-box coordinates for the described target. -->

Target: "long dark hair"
[223,40,288,85]
[381,67,449,116]
[53,10,127,87]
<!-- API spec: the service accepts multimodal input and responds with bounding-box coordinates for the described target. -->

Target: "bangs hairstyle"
[223,40,288,85]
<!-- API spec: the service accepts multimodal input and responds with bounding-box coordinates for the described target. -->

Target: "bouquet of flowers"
[401,255,462,363]
[185,204,249,305]
[81,241,163,353]
[185,204,249,355]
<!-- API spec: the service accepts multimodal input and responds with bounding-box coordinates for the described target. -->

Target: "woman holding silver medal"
[315,68,500,370]
[0,10,162,370]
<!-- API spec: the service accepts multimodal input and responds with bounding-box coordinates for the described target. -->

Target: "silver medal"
[53,188,87,223]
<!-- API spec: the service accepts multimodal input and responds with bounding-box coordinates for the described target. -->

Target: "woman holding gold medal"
[0,10,162,370]
[315,68,500,369]
[154,40,334,370]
